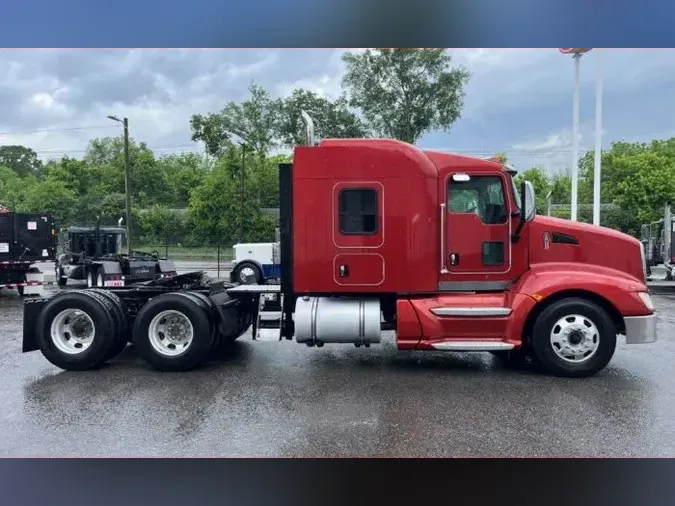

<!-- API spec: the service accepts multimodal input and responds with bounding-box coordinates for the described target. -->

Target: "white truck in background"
[230,228,281,285]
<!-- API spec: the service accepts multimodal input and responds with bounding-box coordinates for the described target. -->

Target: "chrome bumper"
[624,314,657,344]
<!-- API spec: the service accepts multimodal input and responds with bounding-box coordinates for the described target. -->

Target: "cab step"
[431,341,514,351]
[253,293,283,342]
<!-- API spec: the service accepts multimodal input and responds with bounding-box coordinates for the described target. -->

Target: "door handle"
[339,264,349,277]
[449,253,459,266]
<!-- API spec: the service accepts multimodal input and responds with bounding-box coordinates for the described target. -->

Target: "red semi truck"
[21,114,656,377]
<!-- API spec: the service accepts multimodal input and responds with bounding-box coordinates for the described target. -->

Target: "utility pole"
[237,141,247,243]
[107,115,133,253]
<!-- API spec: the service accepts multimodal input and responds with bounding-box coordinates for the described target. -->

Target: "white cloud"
[0,48,673,169]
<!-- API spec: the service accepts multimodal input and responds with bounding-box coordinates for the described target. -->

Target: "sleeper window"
[339,188,378,235]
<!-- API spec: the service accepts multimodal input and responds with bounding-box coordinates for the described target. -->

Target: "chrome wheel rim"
[550,314,600,364]
[239,267,256,283]
[50,309,96,355]
[148,310,194,357]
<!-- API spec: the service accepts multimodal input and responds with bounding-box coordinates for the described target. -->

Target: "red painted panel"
[395,299,423,350]
[292,143,440,294]
[528,215,645,283]
[333,253,385,286]
[513,264,650,316]
[408,293,511,341]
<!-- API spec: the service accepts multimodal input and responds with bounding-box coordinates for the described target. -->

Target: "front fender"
[513,263,651,317]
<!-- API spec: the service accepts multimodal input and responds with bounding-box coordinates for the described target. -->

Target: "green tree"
[190,82,279,157]
[276,89,370,147]
[188,149,275,245]
[341,49,470,144]
[139,204,187,244]
[83,136,171,207]
[0,145,43,177]
[20,179,78,225]
[515,166,550,213]
[0,166,33,209]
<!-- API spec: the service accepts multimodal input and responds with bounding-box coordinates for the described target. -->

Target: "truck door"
[443,173,512,278]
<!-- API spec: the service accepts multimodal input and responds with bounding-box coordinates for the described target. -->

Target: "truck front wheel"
[530,297,617,378]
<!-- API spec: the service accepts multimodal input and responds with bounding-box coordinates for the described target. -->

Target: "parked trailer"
[21,113,657,378]
[57,225,177,288]
[0,207,57,296]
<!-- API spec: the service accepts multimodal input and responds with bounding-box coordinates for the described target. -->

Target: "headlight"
[637,292,655,312]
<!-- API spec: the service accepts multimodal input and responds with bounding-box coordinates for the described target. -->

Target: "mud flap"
[22,297,48,352]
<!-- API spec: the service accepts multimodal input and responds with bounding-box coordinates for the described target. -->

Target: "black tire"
[178,292,219,349]
[530,297,617,378]
[132,292,215,372]
[86,289,129,360]
[232,262,262,285]
[35,291,118,371]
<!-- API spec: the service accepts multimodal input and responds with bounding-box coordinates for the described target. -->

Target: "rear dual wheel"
[132,293,215,372]
[35,289,129,371]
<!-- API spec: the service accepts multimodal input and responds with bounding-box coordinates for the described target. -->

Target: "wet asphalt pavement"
[1,286,675,457]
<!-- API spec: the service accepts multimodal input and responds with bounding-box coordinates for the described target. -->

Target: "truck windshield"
[509,174,522,210]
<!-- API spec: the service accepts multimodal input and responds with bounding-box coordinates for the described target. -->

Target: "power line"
[33,143,204,156]
[0,125,119,137]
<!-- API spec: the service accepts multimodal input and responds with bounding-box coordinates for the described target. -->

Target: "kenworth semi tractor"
[21,113,657,378]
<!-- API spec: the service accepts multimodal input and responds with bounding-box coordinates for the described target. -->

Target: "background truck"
[230,228,281,284]
[56,225,178,288]
[21,113,657,378]
[0,205,57,296]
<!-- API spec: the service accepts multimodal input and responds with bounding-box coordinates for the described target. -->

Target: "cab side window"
[448,175,507,225]
[339,188,378,235]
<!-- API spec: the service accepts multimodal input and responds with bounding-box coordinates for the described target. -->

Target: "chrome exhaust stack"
[300,110,315,146]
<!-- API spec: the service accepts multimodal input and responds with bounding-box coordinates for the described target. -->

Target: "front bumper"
[624,313,657,344]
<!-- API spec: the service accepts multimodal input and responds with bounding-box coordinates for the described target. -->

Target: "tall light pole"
[592,49,604,226]
[560,48,592,222]
[107,115,133,253]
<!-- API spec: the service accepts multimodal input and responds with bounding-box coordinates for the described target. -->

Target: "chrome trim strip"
[431,341,515,351]
[431,307,511,317]
[439,280,511,292]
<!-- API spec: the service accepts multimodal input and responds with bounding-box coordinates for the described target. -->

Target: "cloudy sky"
[0,48,673,173]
